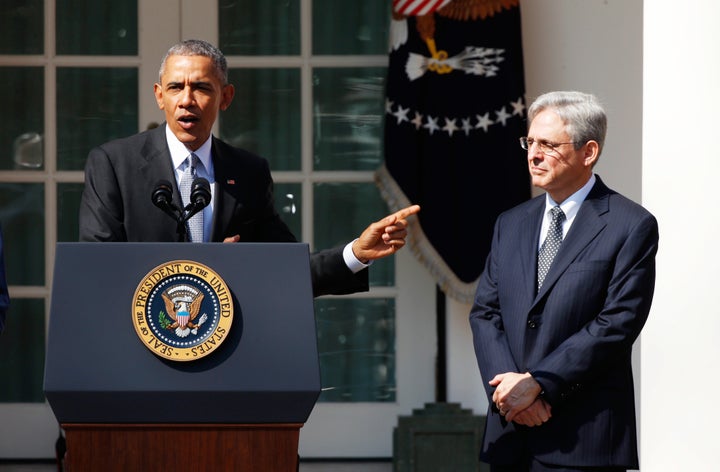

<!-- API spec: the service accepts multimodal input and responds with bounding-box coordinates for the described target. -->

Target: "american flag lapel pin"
[226,179,236,185]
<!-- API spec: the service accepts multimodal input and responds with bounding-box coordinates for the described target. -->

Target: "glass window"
[314,183,393,286]
[0,298,46,403]
[312,0,389,55]
[0,184,44,286]
[56,0,137,55]
[2,67,44,170]
[219,0,300,56]
[222,69,301,171]
[0,0,44,55]
[58,183,84,243]
[273,182,302,239]
[56,67,139,171]
[316,298,395,402]
[219,0,398,408]
[313,67,386,171]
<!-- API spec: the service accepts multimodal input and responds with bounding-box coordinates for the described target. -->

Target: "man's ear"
[154,83,164,110]
[584,140,600,167]
[220,84,235,111]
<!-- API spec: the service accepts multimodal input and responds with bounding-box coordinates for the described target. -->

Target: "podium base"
[61,423,301,472]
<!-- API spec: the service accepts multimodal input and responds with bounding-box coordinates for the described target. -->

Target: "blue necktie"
[179,154,203,242]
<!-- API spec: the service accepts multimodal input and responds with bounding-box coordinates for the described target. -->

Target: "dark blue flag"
[377,0,530,302]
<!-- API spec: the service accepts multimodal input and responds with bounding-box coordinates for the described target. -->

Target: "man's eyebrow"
[165,80,213,88]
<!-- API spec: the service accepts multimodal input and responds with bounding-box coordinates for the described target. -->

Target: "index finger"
[393,204,420,220]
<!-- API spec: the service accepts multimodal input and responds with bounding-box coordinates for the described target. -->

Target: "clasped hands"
[491,372,552,427]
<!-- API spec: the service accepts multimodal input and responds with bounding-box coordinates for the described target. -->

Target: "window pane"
[313,0,389,55]
[58,183,84,243]
[57,67,138,171]
[0,298,45,403]
[316,298,395,402]
[56,0,137,55]
[314,183,393,286]
[0,184,44,286]
[2,67,44,170]
[219,0,300,55]
[0,0,43,54]
[273,182,302,239]
[313,68,385,171]
[222,69,301,171]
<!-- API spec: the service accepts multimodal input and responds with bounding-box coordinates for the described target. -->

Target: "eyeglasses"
[519,137,576,154]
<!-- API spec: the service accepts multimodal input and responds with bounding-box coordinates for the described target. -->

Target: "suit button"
[527,320,537,329]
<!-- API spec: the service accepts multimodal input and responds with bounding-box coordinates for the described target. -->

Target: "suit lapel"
[520,198,545,302]
[138,126,181,207]
[209,137,239,241]
[534,178,611,301]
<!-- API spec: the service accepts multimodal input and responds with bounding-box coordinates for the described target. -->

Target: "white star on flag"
[424,115,440,135]
[443,118,459,137]
[495,106,511,126]
[393,105,410,124]
[511,97,525,116]
[475,112,493,132]
[411,112,424,129]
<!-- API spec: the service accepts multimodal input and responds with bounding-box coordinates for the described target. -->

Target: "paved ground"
[0,460,393,471]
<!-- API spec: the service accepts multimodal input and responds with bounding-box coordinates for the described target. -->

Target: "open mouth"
[178,115,199,129]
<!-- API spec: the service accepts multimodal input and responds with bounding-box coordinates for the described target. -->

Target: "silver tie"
[537,206,565,289]
[179,153,203,242]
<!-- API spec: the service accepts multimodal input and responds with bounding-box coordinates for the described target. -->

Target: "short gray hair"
[528,91,607,156]
[158,39,228,85]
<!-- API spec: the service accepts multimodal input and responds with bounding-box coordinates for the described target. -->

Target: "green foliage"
[159,311,171,329]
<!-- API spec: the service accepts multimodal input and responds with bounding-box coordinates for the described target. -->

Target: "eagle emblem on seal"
[161,284,208,338]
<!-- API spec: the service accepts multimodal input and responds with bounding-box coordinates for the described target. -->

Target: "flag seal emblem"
[131,260,234,361]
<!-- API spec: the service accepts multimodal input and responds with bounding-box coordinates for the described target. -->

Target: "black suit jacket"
[79,125,368,297]
[469,176,658,468]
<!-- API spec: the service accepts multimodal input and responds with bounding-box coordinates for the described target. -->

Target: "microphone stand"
[177,201,204,242]
[152,178,211,242]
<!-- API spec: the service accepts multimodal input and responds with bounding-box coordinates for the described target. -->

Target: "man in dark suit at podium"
[79,39,419,297]
[0,223,8,333]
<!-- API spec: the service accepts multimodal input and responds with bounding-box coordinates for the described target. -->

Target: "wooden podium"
[45,243,321,472]
[61,423,301,471]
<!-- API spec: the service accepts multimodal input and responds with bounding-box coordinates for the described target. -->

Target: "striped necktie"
[179,153,203,242]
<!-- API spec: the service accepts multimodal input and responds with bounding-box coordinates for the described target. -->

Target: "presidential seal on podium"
[132,260,233,361]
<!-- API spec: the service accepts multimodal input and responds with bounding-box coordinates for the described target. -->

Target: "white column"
[642,1,720,470]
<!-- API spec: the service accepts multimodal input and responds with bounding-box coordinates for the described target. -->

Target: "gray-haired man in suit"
[470,91,658,471]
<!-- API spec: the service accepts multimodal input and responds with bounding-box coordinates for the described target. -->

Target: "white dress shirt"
[539,174,596,248]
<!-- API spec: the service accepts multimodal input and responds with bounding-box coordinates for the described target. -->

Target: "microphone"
[152,180,180,218]
[190,177,211,209]
[182,177,211,221]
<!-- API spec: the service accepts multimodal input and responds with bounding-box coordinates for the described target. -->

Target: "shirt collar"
[544,173,596,222]
[164,124,213,175]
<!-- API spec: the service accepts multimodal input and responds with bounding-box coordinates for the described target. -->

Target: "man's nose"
[178,87,194,106]
[528,146,543,159]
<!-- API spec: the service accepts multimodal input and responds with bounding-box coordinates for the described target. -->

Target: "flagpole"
[435,285,447,402]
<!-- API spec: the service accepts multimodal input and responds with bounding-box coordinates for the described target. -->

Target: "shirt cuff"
[343,239,371,274]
